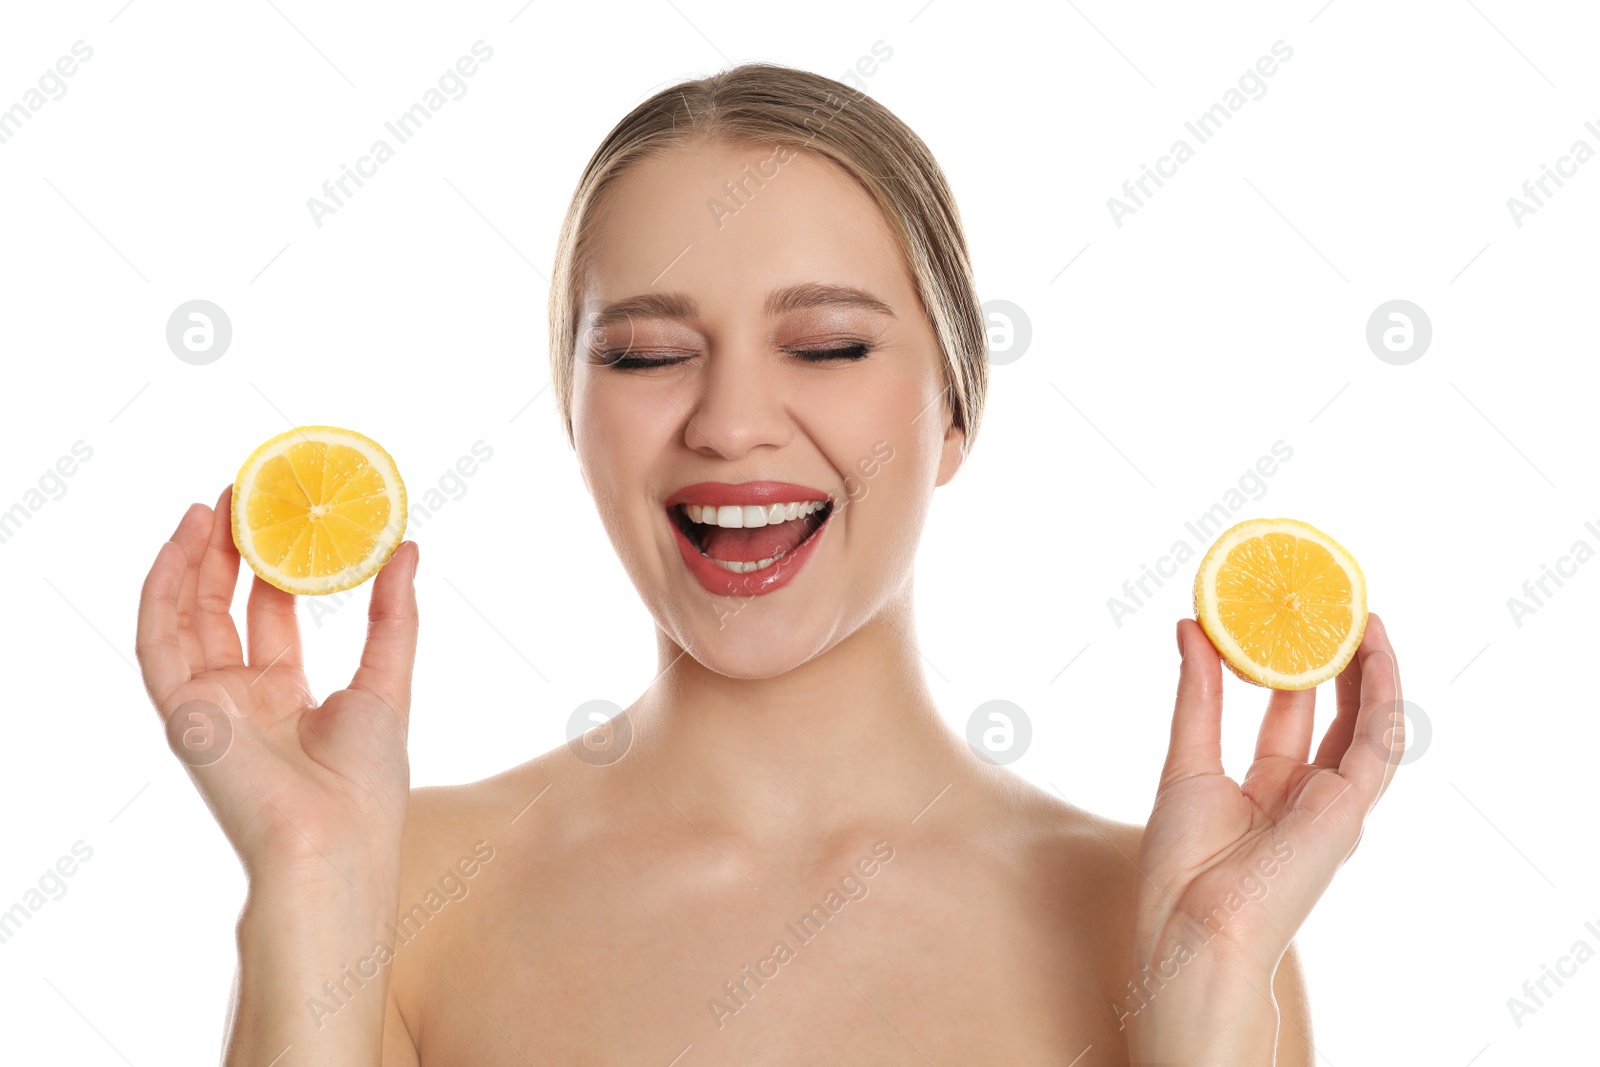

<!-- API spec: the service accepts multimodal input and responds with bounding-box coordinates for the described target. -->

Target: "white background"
[1,0,1596,1063]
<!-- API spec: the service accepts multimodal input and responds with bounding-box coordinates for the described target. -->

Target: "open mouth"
[668,497,835,575]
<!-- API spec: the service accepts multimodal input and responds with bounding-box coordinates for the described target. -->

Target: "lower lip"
[668,507,831,597]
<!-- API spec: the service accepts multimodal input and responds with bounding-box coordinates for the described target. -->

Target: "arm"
[1274,942,1314,1066]
[1120,941,1310,1064]
[227,866,403,1063]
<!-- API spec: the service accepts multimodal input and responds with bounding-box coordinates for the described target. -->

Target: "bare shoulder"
[396,741,586,903]
[400,757,552,865]
[994,773,1150,923]
[386,745,578,1023]
[1002,777,1314,1060]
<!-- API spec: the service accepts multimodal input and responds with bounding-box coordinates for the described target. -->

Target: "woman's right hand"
[136,484,420,890]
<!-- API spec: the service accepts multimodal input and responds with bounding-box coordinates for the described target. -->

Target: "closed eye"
[596,343,873,369]
[788,343,872,362]
[595,352,686,369]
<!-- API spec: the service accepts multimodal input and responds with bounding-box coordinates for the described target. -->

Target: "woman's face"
[571,136,966,678]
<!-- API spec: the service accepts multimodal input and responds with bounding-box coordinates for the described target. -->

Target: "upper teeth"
[684,500,826,528]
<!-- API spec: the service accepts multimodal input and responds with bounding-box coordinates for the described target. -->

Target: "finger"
[1313,646,1363,769]
[169,501,213,673]
[246,570,304,678]
[194,483,245,669]
[1363,615,1402,805]
[347,541,420,722]
[1161,618,1225,786]
[137,535,197,710]
[1336,627,1401,809]
[1314,612,1388,769]
[1254,685,1316,763]
[1373,611,1403,712]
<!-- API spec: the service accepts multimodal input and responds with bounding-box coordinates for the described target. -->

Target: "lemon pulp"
[1193,518,1366,690]
[232,426,407,596]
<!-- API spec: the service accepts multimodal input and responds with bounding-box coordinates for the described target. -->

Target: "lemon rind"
[231,425,408,597]
[1192,517,1367,691]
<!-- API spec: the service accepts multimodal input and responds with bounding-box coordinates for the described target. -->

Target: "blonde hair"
[547,61,988,452]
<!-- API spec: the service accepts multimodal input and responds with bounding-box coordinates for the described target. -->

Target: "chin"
[666,600,841,681]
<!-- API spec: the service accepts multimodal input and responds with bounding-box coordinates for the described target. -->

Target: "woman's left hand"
[1124,612,1403,1046]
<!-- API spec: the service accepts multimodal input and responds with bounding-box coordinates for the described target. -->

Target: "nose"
[681,341,792,461]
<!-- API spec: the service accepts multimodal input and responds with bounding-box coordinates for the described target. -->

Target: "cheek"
[837,432,937,555]
[811,366,944,530]
[574,397,653,547]
[808,362,930,451]
[583,367,699,433]
[574,373,676,482]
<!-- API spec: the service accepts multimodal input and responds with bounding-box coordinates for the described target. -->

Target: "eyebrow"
[587,282,896,329]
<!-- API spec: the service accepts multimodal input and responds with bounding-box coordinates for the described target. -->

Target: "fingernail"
[1175,619,1185,658]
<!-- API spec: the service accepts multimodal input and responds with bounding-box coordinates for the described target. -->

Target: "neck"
[628,587,969,850]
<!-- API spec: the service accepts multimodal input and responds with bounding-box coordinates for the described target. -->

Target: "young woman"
[137,63,1403,1065]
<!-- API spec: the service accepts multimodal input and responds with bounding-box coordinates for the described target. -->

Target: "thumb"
[1160,618,1225,787]
[348,541,420,723]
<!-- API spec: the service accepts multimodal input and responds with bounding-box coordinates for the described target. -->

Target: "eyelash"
[597,344,873,369]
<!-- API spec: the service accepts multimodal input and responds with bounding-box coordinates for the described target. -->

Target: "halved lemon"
[1192,518,1366,690]
[231,426,407,596]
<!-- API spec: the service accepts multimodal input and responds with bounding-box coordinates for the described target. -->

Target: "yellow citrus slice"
[1192,518,1366,690]
[231,426,407,596]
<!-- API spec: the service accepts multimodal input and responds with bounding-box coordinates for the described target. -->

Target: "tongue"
[700,514,818,563]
